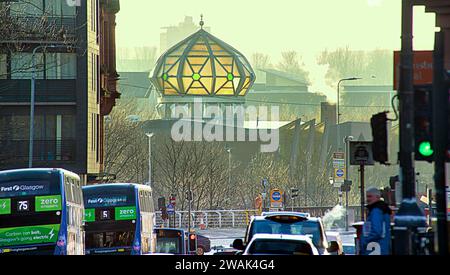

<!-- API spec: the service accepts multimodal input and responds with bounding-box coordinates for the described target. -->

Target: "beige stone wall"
[87,0,100,175]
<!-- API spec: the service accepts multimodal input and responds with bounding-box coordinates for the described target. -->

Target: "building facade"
[0,0,120,184]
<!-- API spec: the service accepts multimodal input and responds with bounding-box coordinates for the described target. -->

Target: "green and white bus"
[0,168,84,255]
[82,183,156,255]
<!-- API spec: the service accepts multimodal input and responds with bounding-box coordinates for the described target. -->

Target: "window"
[85,231,135,249]
[46,53,77,79]
[10,0,44,16]
[0,54,6,79]
[45,0,76,17]
[11,52,75,79]
[11,53,44,79]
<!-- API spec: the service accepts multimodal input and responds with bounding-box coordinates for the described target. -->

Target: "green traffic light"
[418,141,434,157]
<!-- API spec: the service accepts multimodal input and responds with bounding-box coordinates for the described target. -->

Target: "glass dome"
[150,29,255,96]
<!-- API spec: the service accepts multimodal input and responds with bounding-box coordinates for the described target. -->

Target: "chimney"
[320,102,336,125]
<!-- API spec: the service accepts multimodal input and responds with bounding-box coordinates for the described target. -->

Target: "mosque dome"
[150,26,255,97]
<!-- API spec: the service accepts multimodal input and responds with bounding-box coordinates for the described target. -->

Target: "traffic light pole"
[432,31,449,256]
[393,0,427,255]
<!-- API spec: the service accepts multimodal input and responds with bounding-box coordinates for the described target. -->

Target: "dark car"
[196,234,211,255]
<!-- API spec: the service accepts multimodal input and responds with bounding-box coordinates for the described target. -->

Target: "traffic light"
[414,84,434,162]
[188,233,197,252]
[186,190,193,201]
[370,111,389,164]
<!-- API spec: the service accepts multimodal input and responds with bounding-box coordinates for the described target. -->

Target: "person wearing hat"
[360,187,392,255]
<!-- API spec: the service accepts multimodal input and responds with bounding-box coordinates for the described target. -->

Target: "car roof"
[250,234,313,242]
[262,211,311,218]
[253,213,320,222]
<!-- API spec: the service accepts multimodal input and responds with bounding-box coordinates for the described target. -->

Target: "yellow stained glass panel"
[187,57,208,66]
[214,77,228,92]
[164,89,178,95]
[187,88,209,95]
[167,77,179,91]
[200,77,213,93]
[182,77,194,92]
[200,59,213,76]
[182,64,193,76]
[214,60,228,77]
[216,88,235,95]
[167,60,180,76]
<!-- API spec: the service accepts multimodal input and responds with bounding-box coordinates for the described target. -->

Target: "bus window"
[85,231,136,249]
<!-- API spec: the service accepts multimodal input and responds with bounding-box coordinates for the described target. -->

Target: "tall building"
[0,0,120,184]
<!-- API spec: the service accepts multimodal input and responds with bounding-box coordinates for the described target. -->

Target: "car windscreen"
[251,219,322,247]
[248,239,313,255]
[156,237,182,254]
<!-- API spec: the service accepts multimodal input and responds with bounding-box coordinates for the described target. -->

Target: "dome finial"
[199,14,204,29]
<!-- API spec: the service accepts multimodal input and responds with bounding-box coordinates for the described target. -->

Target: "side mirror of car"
[232,239,245,251]
[327,241,339,254]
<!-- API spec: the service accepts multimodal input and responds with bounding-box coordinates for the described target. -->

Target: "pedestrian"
[360,187,392,255]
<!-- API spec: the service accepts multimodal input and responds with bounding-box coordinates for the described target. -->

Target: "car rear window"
[249,239,313,255]
[251,219,322,247]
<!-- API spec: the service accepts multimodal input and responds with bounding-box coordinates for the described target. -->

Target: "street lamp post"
[336,77,361,151]
[344,135,354,232]
[29,44,76,168]
[146,133,154,187]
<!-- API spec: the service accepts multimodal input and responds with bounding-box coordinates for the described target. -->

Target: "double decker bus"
[82,183,156,255]
[0,168,84,255]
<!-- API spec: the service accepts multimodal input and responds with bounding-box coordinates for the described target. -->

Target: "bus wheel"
[197,247,205,255]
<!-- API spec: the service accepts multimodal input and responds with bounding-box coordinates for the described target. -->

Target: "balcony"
[0,79,76,103]
[0,139,76,167]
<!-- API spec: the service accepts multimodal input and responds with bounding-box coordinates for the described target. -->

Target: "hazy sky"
[116,0,437,100]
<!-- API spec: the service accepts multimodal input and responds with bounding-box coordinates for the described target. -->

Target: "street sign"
[350,141,374,166]
[169,195,176,206]
[333,152,345,159]
[270,189,284,209]
[393,50,433,90]
[334,168,346,183]
[167,203,174,214]
[333,159,345,169]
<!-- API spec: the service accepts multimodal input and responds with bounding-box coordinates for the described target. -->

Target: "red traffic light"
[190,234,196,240]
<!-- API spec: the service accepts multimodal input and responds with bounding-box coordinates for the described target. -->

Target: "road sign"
[393,50,433,90]
[350,141,374,166]
[270,189,284,209]
[333,152,345,159]
[167,203,174,214]
[169,195,176,206]
[334,168,346,184]
[333,159,345,169]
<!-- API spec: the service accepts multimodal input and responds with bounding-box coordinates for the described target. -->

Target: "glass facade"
[151,29,255,96]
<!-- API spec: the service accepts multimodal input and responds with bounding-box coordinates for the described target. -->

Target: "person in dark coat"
[360,187,392,255]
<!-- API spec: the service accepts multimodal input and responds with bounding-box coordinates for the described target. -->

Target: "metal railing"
[155,209,258,229]
[155,206,362,229]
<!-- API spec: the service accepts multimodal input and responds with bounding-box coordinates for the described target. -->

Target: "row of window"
[9,0,77,17]
[0,53,77,80]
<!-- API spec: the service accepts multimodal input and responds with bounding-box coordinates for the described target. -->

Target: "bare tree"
[251,52,272,70]
[276,51,310,82]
